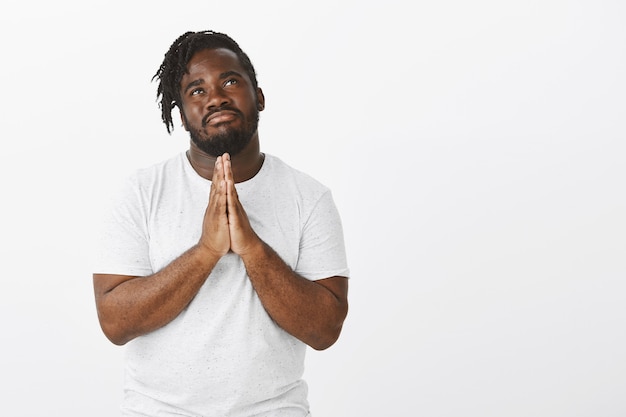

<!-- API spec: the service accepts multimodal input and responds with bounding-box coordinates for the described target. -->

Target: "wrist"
[237,236,266,261]
[194,242,226,263]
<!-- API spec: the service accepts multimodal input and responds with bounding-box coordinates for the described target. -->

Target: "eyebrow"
[219,70,243,80]
[183,71,244,94]
[183,79,205,94]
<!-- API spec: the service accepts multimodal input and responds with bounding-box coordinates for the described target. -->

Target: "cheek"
[179,110,188,130]
[181,104,204,126]
[239,98,259,118]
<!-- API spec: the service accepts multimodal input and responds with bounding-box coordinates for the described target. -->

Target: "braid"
[152,30,259,134]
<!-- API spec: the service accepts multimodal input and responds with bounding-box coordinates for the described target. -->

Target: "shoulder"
[125,152,187,189]
[263,154,330,196]
[134,152,186,180]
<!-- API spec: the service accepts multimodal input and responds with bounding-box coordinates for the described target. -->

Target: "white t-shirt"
[94,152,349,417]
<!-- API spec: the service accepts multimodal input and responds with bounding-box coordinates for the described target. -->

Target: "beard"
[184,108,259,157]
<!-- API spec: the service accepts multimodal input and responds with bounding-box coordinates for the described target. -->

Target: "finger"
[214,155,226,182]
[226,178,239,218]
[222,155,241,203]
[223,153,234,184]
[225,178,257,256]
[210,156,226,197]
[201,156,230,256]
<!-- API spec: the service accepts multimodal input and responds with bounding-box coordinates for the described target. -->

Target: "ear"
[179,108,189,131]
[256,88,265,111]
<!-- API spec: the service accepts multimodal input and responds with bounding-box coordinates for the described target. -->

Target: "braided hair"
[153,30,259,133]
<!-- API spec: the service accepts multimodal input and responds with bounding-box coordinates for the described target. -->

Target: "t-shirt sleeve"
[296,190,350,281]
[92,176,153,277]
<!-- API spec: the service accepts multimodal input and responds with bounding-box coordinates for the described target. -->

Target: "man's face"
[179,48,264,157]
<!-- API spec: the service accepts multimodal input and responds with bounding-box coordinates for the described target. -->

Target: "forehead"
[184,48,245,79]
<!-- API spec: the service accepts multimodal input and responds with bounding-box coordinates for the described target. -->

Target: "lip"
[204,110,238,126]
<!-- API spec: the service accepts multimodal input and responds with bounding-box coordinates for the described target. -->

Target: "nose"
[205,86,230,110]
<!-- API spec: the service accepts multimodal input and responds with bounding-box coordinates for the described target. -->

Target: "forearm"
[95,244,220,345]
[241,241,348,350]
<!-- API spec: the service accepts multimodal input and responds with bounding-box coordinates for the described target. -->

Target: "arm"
[243,243,349,351]
[223,155,349,350]
[93,157,232,345]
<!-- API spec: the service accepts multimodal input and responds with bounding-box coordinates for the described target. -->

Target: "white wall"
[1,1,624,416]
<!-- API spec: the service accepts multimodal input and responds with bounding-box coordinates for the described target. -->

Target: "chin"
[191,134,251,158]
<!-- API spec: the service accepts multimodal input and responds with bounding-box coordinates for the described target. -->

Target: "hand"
[222,153,262,256]
[198,155,231,257]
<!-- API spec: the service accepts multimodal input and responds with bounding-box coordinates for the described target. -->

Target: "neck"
[186,135,264,183]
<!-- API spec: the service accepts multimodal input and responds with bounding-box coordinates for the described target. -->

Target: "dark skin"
[93,48,348,350]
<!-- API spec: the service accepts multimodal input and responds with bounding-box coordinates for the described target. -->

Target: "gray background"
[1,0,624,416]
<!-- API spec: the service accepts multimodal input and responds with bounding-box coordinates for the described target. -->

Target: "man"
[92,30,349,416]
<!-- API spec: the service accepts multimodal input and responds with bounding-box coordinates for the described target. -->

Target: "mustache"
[201,106,243,128]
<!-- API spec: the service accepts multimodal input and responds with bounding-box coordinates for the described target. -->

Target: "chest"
[145,182,303,273]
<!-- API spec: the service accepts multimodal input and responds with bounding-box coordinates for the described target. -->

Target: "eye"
[190,88,205,96]
[224,79,238,87]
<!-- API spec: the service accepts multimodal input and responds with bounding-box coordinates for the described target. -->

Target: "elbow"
[96,310,135,346]
[95,295,139,346]
[99,320,132,346]
[310,303,348,351]
[104,330,132,346]
[310,326,343,351]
